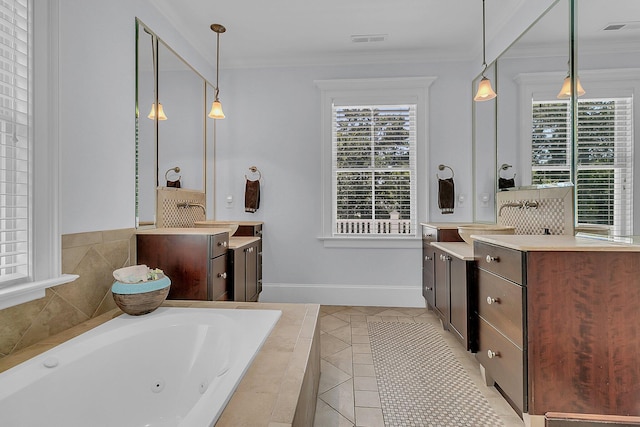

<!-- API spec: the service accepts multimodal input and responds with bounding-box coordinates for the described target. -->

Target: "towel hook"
[245,166,262,181]
[436,164,454,180]
[498,163,516,180]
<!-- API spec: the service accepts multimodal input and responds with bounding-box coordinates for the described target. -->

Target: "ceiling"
[151,0,528,68]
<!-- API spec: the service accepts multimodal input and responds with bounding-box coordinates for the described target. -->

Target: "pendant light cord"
[215,31,220,100]
[481,0,487,74]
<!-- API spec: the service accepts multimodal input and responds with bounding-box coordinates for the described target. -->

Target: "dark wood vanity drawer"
[210,233,229,258]
[477,317,525,413]
[474,241,524,284]
[477,269,524,348]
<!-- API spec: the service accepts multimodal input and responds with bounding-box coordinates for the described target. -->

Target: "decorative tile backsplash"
[497,186,574,235]
[0,228,135,360]
[156,188,206,228]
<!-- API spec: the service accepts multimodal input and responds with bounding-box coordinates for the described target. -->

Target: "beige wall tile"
[61,231,103,249]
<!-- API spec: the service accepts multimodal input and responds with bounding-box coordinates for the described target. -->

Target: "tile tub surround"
[0,301,321,427]
[0,228,135,360]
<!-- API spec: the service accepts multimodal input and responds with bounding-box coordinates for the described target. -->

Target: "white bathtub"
[0,307,281,427]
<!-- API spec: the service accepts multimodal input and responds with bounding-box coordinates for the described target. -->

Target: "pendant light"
[147,31,167,120]
[208,23,226,119]
[474,0,497,102]
[557,62,586,99]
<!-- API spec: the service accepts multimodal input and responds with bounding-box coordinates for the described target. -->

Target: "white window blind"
[332,104,417,236]
[0,0,30,287]
[532,97,633,235]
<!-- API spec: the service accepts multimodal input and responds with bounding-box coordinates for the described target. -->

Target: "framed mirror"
[135,19,210,228]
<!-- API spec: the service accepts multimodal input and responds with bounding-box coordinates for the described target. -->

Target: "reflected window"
[531,97,633,235]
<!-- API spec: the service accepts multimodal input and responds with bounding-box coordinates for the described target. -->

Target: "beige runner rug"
[368,321,504,427]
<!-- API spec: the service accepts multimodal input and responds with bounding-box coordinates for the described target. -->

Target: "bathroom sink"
[457,224,515,245]
[193,221,240,236]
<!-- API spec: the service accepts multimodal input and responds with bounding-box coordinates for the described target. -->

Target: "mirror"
[472,62,497,222]
[474,0,640,236]
[135,19,210,227]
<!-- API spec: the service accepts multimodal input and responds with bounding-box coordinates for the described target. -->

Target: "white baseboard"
[258,283,427,308]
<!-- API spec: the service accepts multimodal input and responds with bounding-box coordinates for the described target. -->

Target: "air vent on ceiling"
[351,34,388,43]
[602,21,640,31]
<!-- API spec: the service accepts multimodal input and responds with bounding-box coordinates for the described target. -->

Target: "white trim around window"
[315,77,436,248]
[0,0,77,310]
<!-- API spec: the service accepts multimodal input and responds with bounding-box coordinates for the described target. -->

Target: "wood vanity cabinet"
[474,241,526,414]
[229,237,262,302]
[234,222,263,295]
[474,239,640,418]
[432,245,476,351]
[136,230,229,301]
[421,224,464,308]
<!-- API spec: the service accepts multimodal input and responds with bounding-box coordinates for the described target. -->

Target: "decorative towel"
[438,178,455,214]
[245,179,260,213]
[498,177,515,190]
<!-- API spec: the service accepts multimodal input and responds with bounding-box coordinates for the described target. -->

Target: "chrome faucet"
[176,201,206,216]
[498,200,539,216]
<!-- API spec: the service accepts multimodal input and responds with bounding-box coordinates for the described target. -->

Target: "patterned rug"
[368,321,504,427]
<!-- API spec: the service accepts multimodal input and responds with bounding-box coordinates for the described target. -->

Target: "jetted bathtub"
[0,307,281,427]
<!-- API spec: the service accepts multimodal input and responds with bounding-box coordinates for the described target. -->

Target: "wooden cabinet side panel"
[527,251,640,416]
[137,234,209,300]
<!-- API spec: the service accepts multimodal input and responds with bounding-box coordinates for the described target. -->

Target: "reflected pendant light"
[474,0,497,102]
[147,32,167,120]
[208,23,226,119]
[557,74,586,99]
[147,103,167,120]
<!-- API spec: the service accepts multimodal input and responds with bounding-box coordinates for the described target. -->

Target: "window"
[0,0,30,287]
[333,104,416,236]
[316,77,435,247]
[0,0,76,309]
[531,97,633,235]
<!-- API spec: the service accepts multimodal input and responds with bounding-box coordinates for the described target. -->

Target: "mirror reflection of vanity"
[472,0,640,236]
[135,19,213,228]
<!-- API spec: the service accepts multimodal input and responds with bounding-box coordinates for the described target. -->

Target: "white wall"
[213,61,474,306]
[55,0,551,307]
[57,0,213,234]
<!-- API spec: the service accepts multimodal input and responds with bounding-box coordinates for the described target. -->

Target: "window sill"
[319,236,421,249]
[0,274,79,310]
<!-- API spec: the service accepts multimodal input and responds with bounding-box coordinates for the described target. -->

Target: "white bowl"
[457,224,515,245]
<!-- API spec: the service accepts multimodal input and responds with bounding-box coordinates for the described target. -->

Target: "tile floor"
[313,305,525,427]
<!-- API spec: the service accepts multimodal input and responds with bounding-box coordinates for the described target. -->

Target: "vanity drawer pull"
[425,286,433,291]
[217,240,228,248]
[487,349,500,359]
[485,255,499,263]
[425,255,432,261]
[217,272,227,279]
[486,296,500,305]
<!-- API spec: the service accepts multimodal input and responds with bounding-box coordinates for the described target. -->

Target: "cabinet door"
[449,257,468,346]
[209,254,228,301]
[434,249,450,328]
[422,245,435,308]
[244,244,259,302]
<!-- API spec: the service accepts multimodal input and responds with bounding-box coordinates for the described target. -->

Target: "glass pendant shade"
[147,103,167,120]
[208,100,225,119]
[474,77,497,102]
[557,76,586,99]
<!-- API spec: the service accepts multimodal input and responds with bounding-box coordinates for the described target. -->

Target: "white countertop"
[136,227,229,236]
[474,234,640,252]
[420,222,469,230]
[229,236,261,249]
[430,242,474,260]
